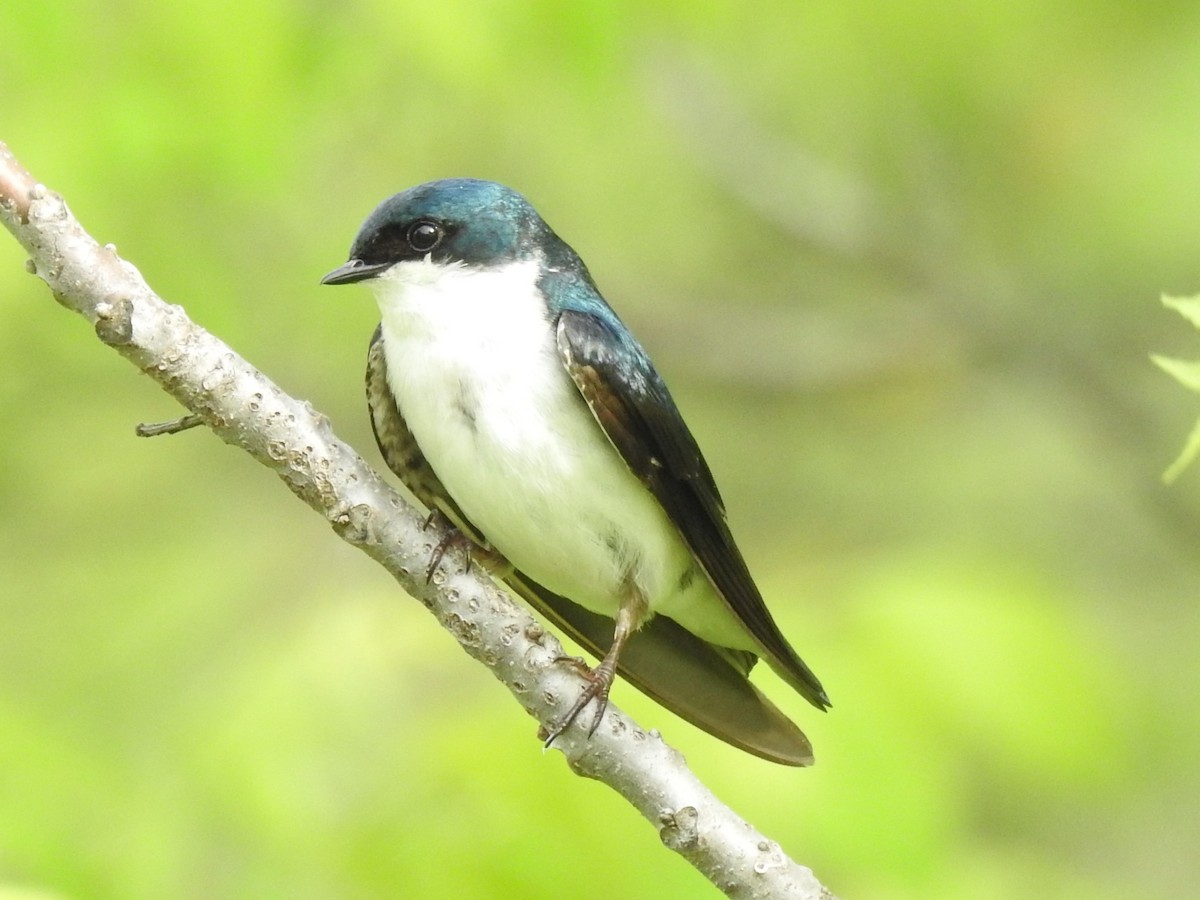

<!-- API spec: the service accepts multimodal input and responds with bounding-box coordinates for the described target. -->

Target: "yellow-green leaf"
[1151,354,1200,394]
[1162,293,1200,330]
[1164,416,1200,483]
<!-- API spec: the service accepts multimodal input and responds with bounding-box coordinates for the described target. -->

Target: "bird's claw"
[421,510,509,583]
[543,658,615,748]
[425,528,474,584]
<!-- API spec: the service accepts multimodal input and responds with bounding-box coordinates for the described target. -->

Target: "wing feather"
[555,309,829,710]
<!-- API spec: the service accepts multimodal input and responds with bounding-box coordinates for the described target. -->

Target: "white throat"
[370,255,549,349]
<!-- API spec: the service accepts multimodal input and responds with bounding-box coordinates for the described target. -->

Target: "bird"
[321,178,829,765]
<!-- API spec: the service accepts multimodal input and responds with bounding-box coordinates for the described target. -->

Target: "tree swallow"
[322,179,829,765]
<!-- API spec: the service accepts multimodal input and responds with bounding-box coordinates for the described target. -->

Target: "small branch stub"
[94,296,135,346]
[659,805,701,851]
[135,414,205,437]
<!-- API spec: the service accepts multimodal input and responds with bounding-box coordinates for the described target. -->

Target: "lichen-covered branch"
[0,140,834,900]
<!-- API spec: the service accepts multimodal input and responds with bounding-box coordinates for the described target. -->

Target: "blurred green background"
[2,2,1198,897]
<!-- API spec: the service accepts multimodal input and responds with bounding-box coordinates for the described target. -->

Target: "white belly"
[370,257,754,650]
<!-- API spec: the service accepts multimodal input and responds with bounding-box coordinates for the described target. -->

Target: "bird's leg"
[422,509,507,583]
[424,513,472,583]
[544,592,645,747]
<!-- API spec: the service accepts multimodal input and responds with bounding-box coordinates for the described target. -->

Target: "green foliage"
[1153,294,1200,481]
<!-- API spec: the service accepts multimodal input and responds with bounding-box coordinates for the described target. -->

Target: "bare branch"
[0,140,835,900]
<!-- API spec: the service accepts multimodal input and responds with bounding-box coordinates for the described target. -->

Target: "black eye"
[407,221,442,253]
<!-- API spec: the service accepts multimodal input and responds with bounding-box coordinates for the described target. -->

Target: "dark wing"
[555,308,830,711]
[367,326,815,764]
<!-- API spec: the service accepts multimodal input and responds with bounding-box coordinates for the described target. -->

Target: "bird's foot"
[425,527,474,583]
[543,657,617,748]
[421,510,502,583]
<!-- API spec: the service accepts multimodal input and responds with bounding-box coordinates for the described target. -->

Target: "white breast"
[368,256,754,650]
